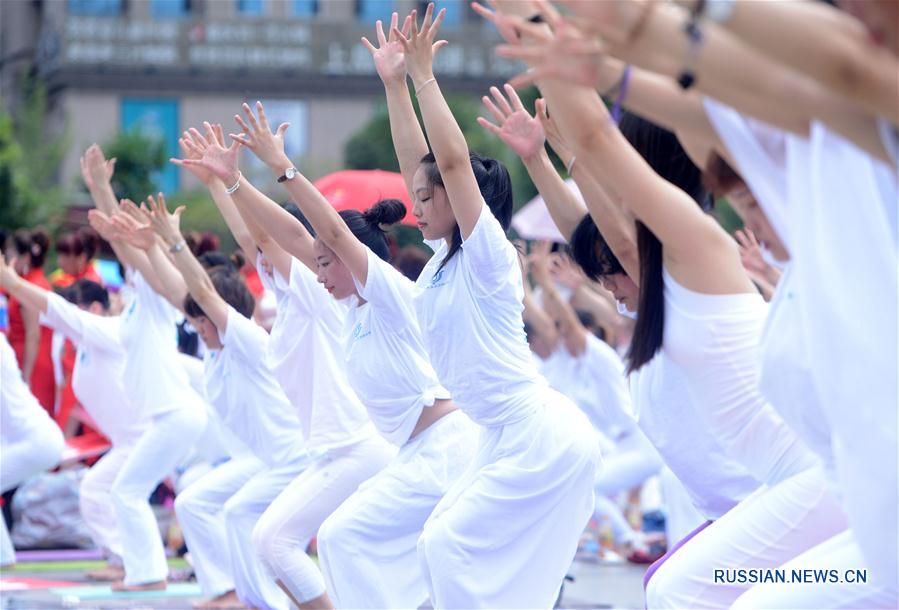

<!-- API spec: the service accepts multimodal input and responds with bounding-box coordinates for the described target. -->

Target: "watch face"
[285,168,297,180]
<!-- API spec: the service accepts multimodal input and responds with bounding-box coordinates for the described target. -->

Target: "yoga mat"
[15,549,104,562]
[49,582,202,599]
[8,558,189,573]
[0,577,80,591]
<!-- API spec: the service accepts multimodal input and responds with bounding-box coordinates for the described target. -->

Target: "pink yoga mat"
[15,548,104,562]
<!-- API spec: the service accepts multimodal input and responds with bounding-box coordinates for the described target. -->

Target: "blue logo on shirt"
[428,268,448,289]
[352,322,371,341]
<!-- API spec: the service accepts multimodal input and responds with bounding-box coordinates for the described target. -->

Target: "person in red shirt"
[4,228,56,414]
[49,228,105,433]
[49,228,104,290]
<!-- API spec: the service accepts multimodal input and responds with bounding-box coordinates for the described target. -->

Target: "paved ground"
[0,557,648,609]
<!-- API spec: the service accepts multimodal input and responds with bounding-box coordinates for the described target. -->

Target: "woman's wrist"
[411,71,436,90]
[267,154,293,176]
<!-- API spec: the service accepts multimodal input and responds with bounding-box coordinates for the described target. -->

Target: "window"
[237,0,265,16]
[356,0,393,23]
[68,0,122,16]
[121,98,180,194]
[291,0,317,17]
[428,1,461,26]
[246,100,308,175]
[150,0,191,18]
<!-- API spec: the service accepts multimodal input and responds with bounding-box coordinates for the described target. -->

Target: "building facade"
[1,0,518,196]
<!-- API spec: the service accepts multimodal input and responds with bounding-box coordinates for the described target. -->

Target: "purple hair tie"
[611,65,632,124]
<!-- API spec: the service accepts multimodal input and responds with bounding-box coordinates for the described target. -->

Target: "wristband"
[225,171,242,195]
[415,77,437,97]
[566,155,577,175]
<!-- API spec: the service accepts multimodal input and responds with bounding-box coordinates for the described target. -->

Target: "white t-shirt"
[118,272,203,417]
[203,306,307,466]
[414,204,548,426]
[630,351,759,520]
[0,333,59,442]
[42,293,144,445]
[539,334,636,442]
[662,268,818,487]
[345,249,450,446]
[264,257,375,453]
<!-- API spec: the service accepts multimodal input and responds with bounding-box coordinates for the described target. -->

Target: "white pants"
[318,411,477,609]
[253,435,395,604]
[176,454,309,610]
[418,395,600,609]
[646,467,848,609]
[732,530,899,609]
[0,420,65,565]
[80,443,136,565]
[112,406,207,585]
[594,430,662,545]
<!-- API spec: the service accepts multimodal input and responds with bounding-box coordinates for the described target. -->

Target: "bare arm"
[530,243,587,356]
[172,128,258,261]
[706,0,899,126]
[363,13,430,198]
[478,84,586,241]
[0,260,49,315]
[399,5,483,239]
[178,119,315,276]
[146,195,229,330]
[536,97,642,281]
[550,0,889,162]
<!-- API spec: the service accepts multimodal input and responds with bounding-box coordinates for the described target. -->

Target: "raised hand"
[392,3,448,87]
[171,126,224,185]
[550,252,586,291]
[362,12,413,86]
[147,193,186,247]
[736,228,769,277]
[477,84,545,160]
[535,98,575,168]
[527,240,554,285]
[80,144,116,192]
[110,201,156,251]
[231,101,291,171]
[87,209,124,243]
[174,122,241,185]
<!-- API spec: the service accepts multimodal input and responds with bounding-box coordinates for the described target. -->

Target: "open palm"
[363,13,411,85]
[478,84,545,160]
[177,123,240,184]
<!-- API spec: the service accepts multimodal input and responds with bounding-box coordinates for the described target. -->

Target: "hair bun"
[363,198,406,231]
[230,249,247,270]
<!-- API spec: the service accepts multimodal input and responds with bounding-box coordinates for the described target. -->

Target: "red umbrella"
[313,169,417,226]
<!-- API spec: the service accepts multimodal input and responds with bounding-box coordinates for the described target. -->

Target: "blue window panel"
[357,0,393,23]
[68,0,122,16]
[237,0,265,15]
[291,0,317,16]
[150,0,190,18]
[433,0,461,26]
[121,98,180,194]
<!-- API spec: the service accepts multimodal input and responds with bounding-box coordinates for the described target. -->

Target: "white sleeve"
[287,258,333,316]
[460,202,518,296]
[354,248,417,331]
[221,306,268,363]
[43,293,121,354]
[703,98,793,251]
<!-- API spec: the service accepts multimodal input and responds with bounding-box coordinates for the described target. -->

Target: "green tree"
[103,129,167,203]
[0,78,69,231]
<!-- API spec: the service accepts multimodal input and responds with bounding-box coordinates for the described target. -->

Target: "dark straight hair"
[184,270,255,321]
[419,151,513,271]
[616,112,712,373]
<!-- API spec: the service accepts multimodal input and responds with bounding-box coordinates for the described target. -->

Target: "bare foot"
[192,590,248,609]
[110,580,168,592]
[86,564,126,581]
